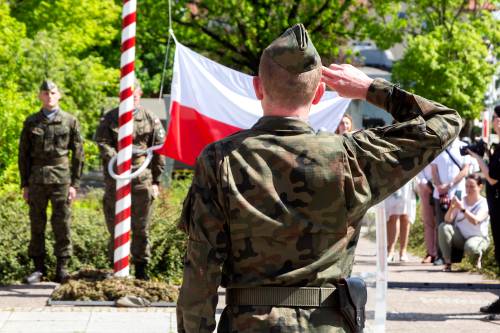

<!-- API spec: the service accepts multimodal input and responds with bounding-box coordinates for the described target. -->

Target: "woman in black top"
[470,105,500,314]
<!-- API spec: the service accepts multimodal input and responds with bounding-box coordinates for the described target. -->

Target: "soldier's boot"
[134,262,149,281]
[54,257,70,283]
[25,257,45,284]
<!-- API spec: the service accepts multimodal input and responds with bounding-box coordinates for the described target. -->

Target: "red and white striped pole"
[114,0,136,277]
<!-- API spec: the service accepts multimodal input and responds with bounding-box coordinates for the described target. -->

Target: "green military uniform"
[18,107,84,262]
[176,24,462,332]
[95,107,166,268]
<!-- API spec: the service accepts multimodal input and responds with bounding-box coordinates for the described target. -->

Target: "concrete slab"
[0,283,57,308]
[8,312,90,321]
[0,319,88,333]
[0,312,12,331]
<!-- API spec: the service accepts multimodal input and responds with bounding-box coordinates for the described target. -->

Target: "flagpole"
[114,0,136,277]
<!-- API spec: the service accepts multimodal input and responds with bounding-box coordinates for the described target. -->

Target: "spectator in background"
[385,178,417,262]
[431,137,471,265]
[335,113,353,134]
[417,165,438,263]
[438,174,489,272]
[469,105,500,314]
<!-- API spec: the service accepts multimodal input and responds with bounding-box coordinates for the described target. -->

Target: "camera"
[459,139,487,157]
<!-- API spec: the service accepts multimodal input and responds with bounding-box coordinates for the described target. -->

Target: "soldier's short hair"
[259,56,321,108]
[258,24,322,108]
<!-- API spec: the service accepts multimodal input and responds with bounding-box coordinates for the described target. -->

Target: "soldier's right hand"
[321,64,373,100]
[23,187,29,203]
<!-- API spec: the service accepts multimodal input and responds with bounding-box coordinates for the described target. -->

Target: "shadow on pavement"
[387,311,500,323]
[0,284,57,298]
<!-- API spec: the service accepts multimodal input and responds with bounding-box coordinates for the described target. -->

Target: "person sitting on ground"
[385,178,417,263]
[438,174,490,272]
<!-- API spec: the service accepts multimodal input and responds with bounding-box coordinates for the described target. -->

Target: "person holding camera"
[430,138,471,265]
[438,174,490,272]
[469,105,500,314]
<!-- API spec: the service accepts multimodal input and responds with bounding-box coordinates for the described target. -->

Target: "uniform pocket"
[54,127,70,148]
[30,127,45,153]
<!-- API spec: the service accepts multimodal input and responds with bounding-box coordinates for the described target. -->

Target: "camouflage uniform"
[18,109,84,261]
[176,24,462,332]
[95,107,165,267]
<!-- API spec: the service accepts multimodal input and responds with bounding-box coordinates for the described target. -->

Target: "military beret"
[39,80,58,91]
[262,23,321,74]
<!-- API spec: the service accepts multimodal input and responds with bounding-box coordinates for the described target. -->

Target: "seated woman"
[438,174,490,271]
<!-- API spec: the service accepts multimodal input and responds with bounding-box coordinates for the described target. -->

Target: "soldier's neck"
[262,101,310,121]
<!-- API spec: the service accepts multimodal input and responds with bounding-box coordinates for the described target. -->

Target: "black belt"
[226,286,338,307]
[32,156,68,166]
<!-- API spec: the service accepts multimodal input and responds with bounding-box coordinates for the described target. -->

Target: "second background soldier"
[95,80,166,280]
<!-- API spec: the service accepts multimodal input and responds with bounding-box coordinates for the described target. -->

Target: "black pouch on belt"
[336,277,367,333]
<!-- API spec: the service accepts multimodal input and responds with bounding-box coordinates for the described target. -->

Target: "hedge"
[0,173,191,286]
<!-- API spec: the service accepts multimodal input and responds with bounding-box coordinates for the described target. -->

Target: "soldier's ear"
[253,76,264,100]
[311,82,325,105]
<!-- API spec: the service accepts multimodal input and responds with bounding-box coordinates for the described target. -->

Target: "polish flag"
[158,42,351,165]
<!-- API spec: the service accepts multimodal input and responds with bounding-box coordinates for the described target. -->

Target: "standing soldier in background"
[95,80,166,280]
[19,80,84,284]
[176,24,461,332]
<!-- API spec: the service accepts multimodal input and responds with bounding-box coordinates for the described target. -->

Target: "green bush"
[0,173,192,286]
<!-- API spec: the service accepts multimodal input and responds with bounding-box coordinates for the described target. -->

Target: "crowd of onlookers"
[337,105,500,314]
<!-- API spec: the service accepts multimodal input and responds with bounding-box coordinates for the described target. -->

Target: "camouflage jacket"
[18,109,84,189]
[176,79,461,332]
[94,107,166,185]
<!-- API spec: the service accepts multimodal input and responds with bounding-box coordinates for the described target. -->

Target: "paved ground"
[1,227,499,332]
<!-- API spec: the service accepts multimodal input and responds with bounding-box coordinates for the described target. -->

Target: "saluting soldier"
[176,24,462,332]
[19,80,84,284]
[95,80,166,280]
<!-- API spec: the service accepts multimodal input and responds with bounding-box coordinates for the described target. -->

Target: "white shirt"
[431,139,470,199]
[455,197,489,239]
[417,165,433,185]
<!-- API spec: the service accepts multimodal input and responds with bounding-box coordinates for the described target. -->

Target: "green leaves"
[0,2,119,180]
[393,4,498,120]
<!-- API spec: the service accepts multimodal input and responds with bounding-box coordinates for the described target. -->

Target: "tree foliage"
[9,0,121,56]
[133,0,406,95]
[0,1,120,179]
[393,1,498,120]
[393,23,494,120]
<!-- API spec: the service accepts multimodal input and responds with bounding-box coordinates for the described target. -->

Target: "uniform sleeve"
[94,114,117,169]
[151,118,166,184]
[69,118,84,188]
[18,121,31,189]
[343,79,462,222]
[176,146,229,333]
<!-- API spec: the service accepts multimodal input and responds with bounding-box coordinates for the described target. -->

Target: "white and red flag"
[158,42,352,165]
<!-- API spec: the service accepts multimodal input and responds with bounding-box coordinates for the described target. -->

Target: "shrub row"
[0,173,191,286]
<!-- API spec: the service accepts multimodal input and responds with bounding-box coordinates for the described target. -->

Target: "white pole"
[374,202,387,333]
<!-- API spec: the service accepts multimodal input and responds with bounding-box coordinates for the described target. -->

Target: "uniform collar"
[251,116,315,135]
[38,108,63,123]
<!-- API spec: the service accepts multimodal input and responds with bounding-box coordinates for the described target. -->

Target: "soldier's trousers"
[28,184,72,258]
[103,181,154,265]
